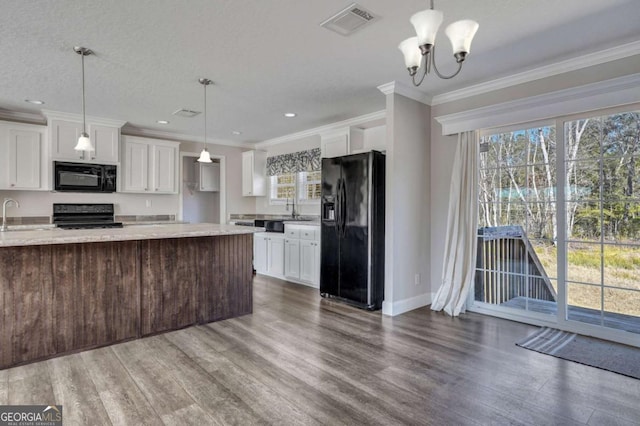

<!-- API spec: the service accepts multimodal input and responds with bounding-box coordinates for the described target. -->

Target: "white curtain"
[431,131,479,316]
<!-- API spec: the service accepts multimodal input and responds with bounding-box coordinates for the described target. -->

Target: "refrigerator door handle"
[335,179,342,236]
[340,176,347,238]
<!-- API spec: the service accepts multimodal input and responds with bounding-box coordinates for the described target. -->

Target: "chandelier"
[398,0,478,86]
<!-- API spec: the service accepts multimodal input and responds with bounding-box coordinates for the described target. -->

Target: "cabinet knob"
[91,156,96,160]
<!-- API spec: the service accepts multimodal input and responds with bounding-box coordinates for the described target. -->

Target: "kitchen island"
[0,223,260,369]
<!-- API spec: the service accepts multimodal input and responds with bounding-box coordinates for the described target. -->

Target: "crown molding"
[41,109,127,128]
[434,73,640,135]
[254,110,386,149]
[121,125,254,149]
[377,81,431,105]
[0,109,46,125]
[432,39,640,106]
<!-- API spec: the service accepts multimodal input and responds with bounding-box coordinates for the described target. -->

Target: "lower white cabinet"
[254,232,285,278]
[299,239,319,284]
[284,238,300,279]
[283,224,320,288]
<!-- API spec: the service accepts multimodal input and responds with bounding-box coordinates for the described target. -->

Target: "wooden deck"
[502,296,640,334]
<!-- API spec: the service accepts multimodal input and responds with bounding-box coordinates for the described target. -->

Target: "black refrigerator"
[320,151,385,310]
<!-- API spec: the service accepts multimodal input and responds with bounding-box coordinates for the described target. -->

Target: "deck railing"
[475,226,556,305]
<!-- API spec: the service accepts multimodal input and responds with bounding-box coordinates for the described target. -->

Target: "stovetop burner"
[53,203,122,230]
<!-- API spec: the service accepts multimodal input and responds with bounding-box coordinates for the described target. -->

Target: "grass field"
[533,242,640,316]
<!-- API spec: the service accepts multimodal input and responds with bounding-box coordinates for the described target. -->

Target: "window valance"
[266,148,321,176]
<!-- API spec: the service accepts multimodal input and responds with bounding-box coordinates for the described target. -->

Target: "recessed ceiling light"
[284,113,297,118]
[25,99,44,105]
[232,131,242,135]
[156,120,170,124]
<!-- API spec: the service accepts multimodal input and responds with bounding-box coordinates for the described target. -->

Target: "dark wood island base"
[0,233,253,370]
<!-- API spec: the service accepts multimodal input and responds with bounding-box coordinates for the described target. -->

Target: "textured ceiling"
[0,0,638,144]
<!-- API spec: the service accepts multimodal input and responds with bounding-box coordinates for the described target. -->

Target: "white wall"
[254,134,322,216]
[429,54,640,295]
[383,92,431,316]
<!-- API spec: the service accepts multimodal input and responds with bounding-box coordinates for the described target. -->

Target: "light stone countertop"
[0,223,264,248]
[283,220,321,226]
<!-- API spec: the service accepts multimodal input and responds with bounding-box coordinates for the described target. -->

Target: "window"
[270,173,296,203]
[270,171,321,204]
[298,171,321,204]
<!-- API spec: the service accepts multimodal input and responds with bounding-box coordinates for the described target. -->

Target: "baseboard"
[382,292,432,316]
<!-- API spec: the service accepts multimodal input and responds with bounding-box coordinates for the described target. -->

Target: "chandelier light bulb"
[410,9,443,48]
[445,19,479,61]
[398,37,422,74]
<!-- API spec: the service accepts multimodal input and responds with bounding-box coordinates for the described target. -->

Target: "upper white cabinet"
[0,121,49,191]
[321,125,387,157]
[195,162,220,192]
[121,136,179,194]
[321,128,350,158]
[242,150,266,196]
[44,111,125,164]
[90,125,119,163]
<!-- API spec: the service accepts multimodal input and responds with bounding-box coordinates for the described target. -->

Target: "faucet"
[286,197,298,219]
[1,198,20,232]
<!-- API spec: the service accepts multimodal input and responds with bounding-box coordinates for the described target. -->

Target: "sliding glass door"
[472,106,640,346]
[563,111,640,335]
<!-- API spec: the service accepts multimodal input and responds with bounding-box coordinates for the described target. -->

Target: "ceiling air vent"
[172,108,201,118]
[320,3,379,36]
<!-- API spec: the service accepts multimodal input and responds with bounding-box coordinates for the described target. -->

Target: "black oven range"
[53,203,123,230]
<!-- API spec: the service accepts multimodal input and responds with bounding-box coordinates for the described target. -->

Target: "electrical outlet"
[145,199,152,208]
[414,273,420,286]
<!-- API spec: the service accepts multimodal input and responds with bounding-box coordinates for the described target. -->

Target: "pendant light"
[197,78,213,163]
[73,46,95,152]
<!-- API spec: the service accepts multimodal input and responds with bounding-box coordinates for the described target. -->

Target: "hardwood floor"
[2,274,640,425]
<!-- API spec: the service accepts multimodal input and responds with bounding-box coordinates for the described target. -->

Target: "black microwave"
[54,161,117,193]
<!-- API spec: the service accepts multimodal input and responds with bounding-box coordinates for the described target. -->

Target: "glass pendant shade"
[197,148,212,163]
[398,37,422,70]
[410,9,443,46]
[445,19,479,55]
[74,132,94,151]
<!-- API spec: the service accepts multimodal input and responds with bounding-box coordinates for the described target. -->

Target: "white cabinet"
[242,150,266,196]
[300,239,320,284]
[152,144,177,193]
[47,115,123,163]
[123,140,149,192]
[284,238,300,279]
[283,224,321,287]
[254,232,285,278]
[90,125,119,163]
[121,136,179,194]
[195,162,220,192]
[321,128,350,158]
[0,122,49,191]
